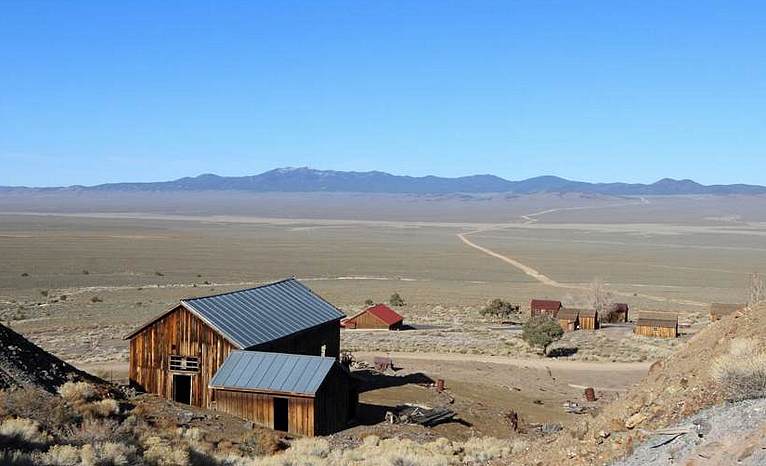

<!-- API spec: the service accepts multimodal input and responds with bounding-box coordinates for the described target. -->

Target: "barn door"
[172,374,192,405]
[273,397,289,432]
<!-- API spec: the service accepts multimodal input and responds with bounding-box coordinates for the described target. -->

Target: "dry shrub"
[711,338,766,401]
[40,444,81,466]
[143,435,190,466]
[0,417,52,450]
[237,430,281,456]
[79,399,120,419]
[58,382,97,405]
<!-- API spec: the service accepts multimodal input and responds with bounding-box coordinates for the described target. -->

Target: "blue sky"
[1,1,764,186]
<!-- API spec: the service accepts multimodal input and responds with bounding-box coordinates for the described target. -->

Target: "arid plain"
[2,192,765,437]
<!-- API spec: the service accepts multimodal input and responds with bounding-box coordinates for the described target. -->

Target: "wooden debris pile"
[385,404,456,427]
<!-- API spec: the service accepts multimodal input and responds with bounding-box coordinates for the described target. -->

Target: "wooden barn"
[124,278,347,411]
[530,299,562,317]
[342,304,404,330]
[578,309,600,330]
[633,311,678,338]
[605,303,629,323]
[710,303,745,321]
[556,308,580,332]
[209,351,357,436]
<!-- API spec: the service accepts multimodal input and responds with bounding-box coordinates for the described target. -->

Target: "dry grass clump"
[58,382,97,405]
[220,435,515,465]
[711,338,766,401]
[0,417,52,450]
[141,435,191,466]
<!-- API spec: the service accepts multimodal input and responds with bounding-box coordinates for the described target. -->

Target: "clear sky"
[1,1,764,187]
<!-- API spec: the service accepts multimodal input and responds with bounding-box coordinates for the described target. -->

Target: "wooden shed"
[124,278,345,409]
[342,304,404,330]
[633,311,678,338]
[209,351,357,436]
[710,303,745,321]
[605,303,629,323]
[530,299,562,318]
[578,309,600,330]
[556,308,580,332]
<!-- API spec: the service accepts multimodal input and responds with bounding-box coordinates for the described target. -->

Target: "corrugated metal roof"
[578,309,598,318]
[531,299,562,311]
[710,303,744,315]
[636,318,677,329]
[365,304,404,326]
[209,351,335,396]
[181,278,345,349]
[638,311,678,322]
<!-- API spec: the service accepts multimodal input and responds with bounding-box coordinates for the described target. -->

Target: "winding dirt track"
[458,199,708,307]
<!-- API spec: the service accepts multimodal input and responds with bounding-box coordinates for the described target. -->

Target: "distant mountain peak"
[1,169,764,196]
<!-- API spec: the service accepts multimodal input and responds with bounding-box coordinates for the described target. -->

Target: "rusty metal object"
[585,387,596,402]
[436,378,445,392]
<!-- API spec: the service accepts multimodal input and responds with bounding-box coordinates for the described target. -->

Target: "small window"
[320,344,327,357]
[169,355,200,373]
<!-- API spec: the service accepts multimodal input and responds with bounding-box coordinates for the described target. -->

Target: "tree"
[480,299,520,320]
[589,278,613,314]
[364,299,374,306]
[748,272,765,308]
[522,316,564,355]
[389,292,405,307]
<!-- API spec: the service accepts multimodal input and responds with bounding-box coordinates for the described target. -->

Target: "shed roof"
[209,351,335,396]
[531,299,562,311]
[125,278,345,348]
[609,303,629,313]
[710,303,745,315]
[636,311,678,328]
[362,304,404,326]
[578,309,598,318]
[556,308,580,321]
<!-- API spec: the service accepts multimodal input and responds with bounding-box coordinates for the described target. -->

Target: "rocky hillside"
[515,304,766,465]
[0,322,99,392]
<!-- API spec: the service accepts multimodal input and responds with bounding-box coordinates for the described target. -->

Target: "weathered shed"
[531,299,562,317]
[578,309,600,330]
[342,304,404,330]
[605,303,630,323]
[556,308,580,332]
[125,278,345,409]
[634,311,678,338]
[209,351,357,436]
[709,303,745,321]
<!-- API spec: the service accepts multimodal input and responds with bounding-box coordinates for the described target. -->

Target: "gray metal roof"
[180,278,344,349]
[209,351,335,396]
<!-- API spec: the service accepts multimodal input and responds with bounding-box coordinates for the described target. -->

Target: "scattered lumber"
[386,404,456,427]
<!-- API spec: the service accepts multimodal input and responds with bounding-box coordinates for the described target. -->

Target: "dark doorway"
[172,374,192,405]
[273,397,289,432]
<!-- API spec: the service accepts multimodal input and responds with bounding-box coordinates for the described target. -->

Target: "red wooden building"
[342,304,404,330]
[530,299,562,317]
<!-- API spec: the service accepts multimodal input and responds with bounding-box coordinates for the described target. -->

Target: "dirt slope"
[0,322,100,392]
[513,304,765,465]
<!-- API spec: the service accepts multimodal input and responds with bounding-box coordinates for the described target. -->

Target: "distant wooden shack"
[634,311,678,338]
[605,303,629,323]
[209,351,357,436]
[531,299,562,318]
[556,308,580,332]
[579,309,600,330]
[710,303,745,321]
[342,304,404,330]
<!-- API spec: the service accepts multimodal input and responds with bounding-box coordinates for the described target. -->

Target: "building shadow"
[353,370,434,393]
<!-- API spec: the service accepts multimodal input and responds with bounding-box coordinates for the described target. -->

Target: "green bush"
[479,299,520,320]
[389,293,405,307]
[522,316,564,353]
[364,299,374,306]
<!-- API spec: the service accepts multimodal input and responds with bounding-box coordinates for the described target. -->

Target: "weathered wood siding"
[557,318,578,332]
[212,390,316,436]
[345,311,390,329]
[579,316,600,330]
[252,321,340,359]
[128,305,237,408]
[633,324,677,338]
[314,365,357,435]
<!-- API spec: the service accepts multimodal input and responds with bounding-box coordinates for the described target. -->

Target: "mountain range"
[2,167,765,195]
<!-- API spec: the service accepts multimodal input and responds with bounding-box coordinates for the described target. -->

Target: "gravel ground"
[612,398,766,466]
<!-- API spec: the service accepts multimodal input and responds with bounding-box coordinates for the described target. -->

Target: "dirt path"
[458,198,708,307]
[353,351,651,372]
